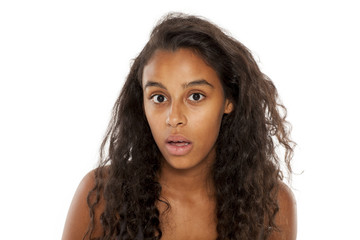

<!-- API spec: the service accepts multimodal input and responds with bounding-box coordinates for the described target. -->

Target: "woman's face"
[142,48,233,171]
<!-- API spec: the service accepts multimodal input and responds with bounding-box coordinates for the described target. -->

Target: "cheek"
[191,105,224,140]
[144,106,164,140]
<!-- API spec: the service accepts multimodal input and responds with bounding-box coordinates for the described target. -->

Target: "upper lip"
[166,135,192,143]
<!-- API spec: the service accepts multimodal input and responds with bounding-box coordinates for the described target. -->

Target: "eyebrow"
[144,79,214,90]
[182,79,214,89]
[144,81,167,90]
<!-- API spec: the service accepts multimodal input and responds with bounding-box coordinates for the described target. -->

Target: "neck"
[158,153,216,201]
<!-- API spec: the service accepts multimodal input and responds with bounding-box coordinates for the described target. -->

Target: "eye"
[188,93,205,102]
[151,94,168,103]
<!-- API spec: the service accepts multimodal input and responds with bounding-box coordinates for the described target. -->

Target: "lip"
[165,135,193,156]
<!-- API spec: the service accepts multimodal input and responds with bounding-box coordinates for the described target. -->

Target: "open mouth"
[165,136,193,156]
[168,141,190,146]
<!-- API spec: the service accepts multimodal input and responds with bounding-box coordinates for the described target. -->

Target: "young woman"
[62,13,297,240]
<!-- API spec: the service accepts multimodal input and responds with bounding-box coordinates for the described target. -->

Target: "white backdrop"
[1,1,359,239]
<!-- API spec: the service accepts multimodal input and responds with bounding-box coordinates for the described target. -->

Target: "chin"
[162,155,211,172]
[163,157,196,170]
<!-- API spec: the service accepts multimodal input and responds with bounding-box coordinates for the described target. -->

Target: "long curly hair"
[85,13,294,240]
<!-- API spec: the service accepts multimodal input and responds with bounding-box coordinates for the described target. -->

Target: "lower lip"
[165,142,193,156]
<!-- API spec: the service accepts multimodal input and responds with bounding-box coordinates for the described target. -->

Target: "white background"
[1,1,359,239]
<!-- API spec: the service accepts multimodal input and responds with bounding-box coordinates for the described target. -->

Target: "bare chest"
[158,199,217,240]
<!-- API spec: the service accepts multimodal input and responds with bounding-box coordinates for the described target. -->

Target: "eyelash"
[188,93,205,102]
[150,94,168,103]
[150,93,205,104]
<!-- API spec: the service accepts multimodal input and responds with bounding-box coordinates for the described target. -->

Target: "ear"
[224,99,234,114]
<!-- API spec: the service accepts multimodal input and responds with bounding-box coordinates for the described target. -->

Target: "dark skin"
[62,170,296,240]
[62,49,297,240]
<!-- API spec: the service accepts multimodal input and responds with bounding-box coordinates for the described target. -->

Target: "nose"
[166,101,187,128]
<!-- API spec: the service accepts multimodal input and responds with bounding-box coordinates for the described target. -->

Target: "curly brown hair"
[85,13,294,240]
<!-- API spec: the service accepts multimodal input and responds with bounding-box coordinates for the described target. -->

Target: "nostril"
[166,119,184,127]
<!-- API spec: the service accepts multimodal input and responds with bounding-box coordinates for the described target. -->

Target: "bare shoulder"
[268,181,297,240]
[62,169,105,240]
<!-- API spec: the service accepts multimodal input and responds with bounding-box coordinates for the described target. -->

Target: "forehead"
[142,48,221,88]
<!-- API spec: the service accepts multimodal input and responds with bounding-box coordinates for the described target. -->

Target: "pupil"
[193,93,200,101]
[157,95,164,102]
